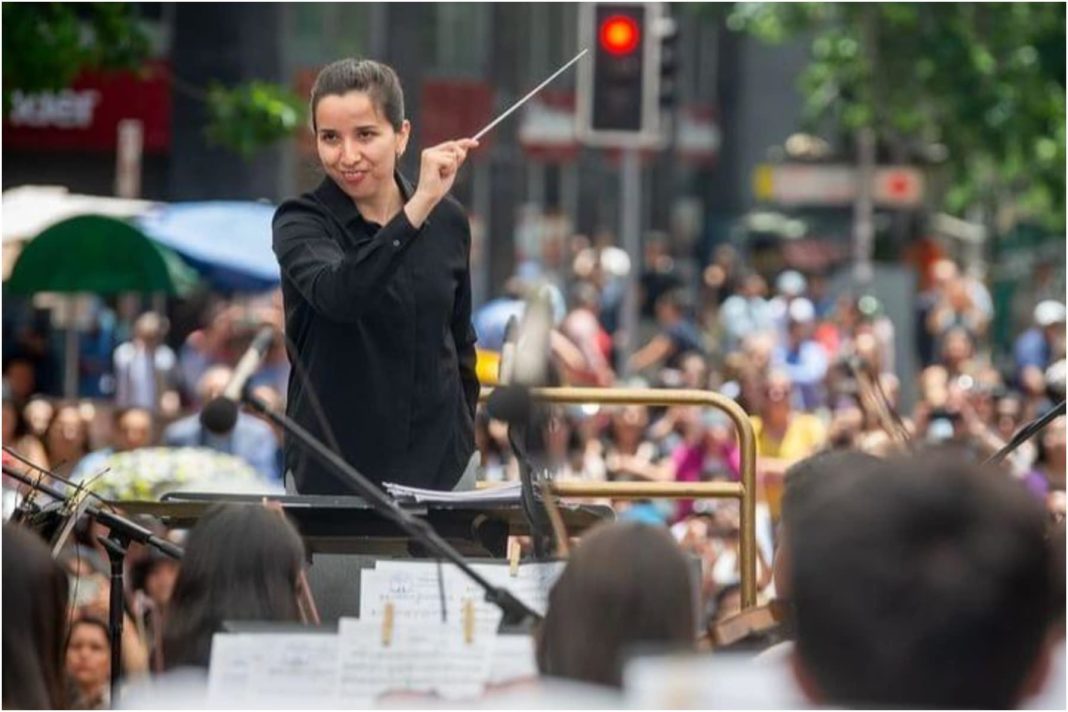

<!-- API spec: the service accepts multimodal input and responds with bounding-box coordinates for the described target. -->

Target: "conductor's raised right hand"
[404,139,479,228]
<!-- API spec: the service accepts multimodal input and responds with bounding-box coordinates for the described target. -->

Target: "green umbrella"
[5,214,199,295]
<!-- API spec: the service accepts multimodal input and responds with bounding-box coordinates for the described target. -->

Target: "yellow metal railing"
[479,386,757,609]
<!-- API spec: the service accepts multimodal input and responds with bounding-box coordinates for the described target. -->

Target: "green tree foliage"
[204,82,305,159]
[726,3,1065,232]
[2,3,304,158]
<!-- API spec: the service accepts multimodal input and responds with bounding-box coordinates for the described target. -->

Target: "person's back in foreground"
[791,450,1056,708]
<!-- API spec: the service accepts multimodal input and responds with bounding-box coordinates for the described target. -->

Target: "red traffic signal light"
[599,15,640,55]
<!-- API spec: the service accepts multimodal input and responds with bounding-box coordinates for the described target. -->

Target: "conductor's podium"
[119,493,613,622]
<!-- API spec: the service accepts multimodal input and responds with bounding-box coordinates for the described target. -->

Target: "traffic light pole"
[619,147,642,374]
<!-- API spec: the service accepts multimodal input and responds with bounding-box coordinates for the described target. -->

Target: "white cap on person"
[788,297,816,324]
[1034,300,1066,328]
[776,270,807,297]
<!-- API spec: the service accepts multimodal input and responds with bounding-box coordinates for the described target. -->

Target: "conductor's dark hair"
[162,505,305,670]
[791,450,1052,708]
[536,522,695,688]
[2,524,70,709]
[309,58,405,132]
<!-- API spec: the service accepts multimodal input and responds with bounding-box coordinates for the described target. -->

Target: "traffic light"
[577,2,666,147]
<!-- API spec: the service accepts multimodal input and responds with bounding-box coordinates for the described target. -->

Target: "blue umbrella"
[136,201,280,292]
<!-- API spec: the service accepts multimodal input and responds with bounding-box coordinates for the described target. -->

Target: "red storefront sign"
[3,60,172,153]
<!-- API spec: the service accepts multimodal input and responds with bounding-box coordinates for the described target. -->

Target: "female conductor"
[272,58,480,494]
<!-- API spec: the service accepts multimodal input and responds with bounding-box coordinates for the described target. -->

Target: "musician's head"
[772,449,881,602]
[162,504,306,669]
[310,58,410,204]
[790,452,1055,708]
[2,524,69,709]
[536,522,695,688]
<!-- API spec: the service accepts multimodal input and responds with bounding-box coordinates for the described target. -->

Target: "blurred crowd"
[3,293,290,506]
[1,227,1065,707]
[474,234,1065,623]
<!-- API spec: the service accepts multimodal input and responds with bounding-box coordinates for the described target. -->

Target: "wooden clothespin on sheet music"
[381,601,395,647]
[261,498,321,625]
[507,538,521,577]
[462,599,475,645]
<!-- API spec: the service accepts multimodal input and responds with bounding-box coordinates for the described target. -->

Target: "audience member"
[66,617,111,709]
[113,312,180,415]
[163,366,282,481]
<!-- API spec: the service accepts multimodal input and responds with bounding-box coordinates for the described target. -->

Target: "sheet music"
[337,618,495,703]
[470,560,566,615]
[359,566,503,627]
[383,480,522,504]
[207,633,339,708]
[364,560,565,621]
[487,634,538,685]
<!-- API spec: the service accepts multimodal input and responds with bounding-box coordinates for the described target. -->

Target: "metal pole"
[619,148,642,372]
[115,119,144,200]
[63,299,79,399]
[853,127,876,286]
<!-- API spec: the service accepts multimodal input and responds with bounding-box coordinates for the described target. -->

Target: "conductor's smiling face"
[315,90,410,203]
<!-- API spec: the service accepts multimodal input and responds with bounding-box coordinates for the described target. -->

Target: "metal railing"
[480,386,757,608]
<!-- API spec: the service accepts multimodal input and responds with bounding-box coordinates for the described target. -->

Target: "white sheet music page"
[358,566,502,626]
[206,633,340,708]
[336,617,495,703]
[487,634,538,685]
[362,559,565,621]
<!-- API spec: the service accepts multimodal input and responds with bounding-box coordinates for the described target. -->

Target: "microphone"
[200,326,276,434]
[511,283,554,388]
[498,316,519,385]
[485,384,534,424]
[486,286,554,426]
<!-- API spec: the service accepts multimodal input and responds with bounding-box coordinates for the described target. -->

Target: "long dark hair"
[536,522,696,688]
[161,504,305,669]
[2,524,70,709]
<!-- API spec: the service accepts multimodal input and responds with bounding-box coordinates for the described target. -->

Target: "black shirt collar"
[314,170,416,230]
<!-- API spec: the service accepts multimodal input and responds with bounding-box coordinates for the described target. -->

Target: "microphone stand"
[238,390,541,628]
[501,392,555,559]
[495,313,556,559]
[2,464,182,704]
